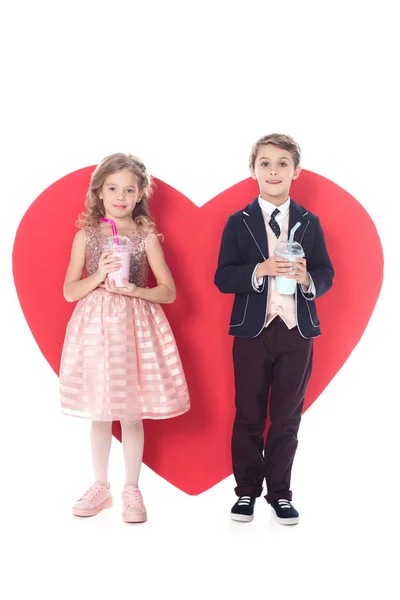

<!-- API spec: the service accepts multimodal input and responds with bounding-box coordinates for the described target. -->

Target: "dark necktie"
[269,208,281,238]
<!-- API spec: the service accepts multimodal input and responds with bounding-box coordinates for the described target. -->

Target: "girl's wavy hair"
[77,153,155,230]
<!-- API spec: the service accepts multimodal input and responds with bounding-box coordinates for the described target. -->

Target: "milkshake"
[103,235,132,288]
[274,240,304,295]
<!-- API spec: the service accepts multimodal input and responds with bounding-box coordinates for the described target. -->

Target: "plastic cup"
[274,241,304,295]
[103,235,132,288]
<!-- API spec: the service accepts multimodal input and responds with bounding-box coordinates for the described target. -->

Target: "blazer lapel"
[242,198,311,259]
[288,199,311,244]
[242,198,269,259]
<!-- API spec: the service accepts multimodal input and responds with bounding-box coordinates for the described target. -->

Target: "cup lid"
[274,240,304,256]
[104,235,132,247]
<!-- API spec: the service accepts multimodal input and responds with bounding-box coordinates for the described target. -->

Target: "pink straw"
[99,218,119,245]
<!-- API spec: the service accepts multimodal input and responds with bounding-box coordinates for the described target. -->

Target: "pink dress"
[59,225,190,421]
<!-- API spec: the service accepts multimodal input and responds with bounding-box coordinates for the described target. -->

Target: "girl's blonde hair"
[77,153,155,229]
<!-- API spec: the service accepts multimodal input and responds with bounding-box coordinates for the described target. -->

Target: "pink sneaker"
[72,482,113,517]
[122,486,147,523]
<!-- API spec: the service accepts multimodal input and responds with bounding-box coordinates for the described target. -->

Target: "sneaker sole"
[230,513,254,522]
[72,496,113,517]
[275,516,299,526]
[123,513,147,523]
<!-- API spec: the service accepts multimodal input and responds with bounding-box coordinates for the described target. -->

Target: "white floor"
[2,348,397,600]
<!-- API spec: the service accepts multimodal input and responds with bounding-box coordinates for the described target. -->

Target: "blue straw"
[288,222,301,250]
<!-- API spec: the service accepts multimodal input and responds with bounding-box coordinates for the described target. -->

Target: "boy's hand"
[256,256,292,278]
[285,258,310,287]
[256,257,310,287]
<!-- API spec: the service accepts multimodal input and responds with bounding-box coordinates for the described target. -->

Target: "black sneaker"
[270,499,299,525]
[230,496,256,522]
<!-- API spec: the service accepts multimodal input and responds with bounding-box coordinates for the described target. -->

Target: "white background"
[1,1,399,598]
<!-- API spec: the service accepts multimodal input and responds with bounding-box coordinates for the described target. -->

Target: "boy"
[214,134,334,525]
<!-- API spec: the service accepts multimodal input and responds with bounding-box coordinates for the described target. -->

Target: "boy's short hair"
[249,134,301,170]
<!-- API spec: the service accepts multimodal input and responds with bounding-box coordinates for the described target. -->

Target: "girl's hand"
[95,251,121,282]
[104,278,138,296]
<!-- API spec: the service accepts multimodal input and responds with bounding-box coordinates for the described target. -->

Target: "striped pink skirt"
[59,289,190,421]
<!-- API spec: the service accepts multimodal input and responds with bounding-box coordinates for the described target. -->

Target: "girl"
[59,153,190,523]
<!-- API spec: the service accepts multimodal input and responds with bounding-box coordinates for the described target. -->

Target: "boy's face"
[250,144,301,204]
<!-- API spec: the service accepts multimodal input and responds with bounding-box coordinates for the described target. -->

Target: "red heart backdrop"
[12,168,383,494]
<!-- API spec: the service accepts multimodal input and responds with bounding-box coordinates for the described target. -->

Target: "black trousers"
[231,317,313,503]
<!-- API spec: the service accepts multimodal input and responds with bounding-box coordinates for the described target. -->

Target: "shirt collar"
[258,195,291,218]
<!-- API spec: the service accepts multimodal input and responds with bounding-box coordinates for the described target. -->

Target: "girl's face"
[99,168,142,220]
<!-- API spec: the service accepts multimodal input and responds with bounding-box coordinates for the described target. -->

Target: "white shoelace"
[238,496,252,506]
[277,499,292,509]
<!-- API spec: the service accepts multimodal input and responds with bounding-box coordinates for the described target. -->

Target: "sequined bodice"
[84,226,151,287]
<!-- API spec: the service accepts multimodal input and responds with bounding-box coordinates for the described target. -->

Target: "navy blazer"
[214,198,334,339]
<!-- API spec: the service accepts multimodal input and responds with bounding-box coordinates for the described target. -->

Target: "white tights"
[91,420,144,488]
